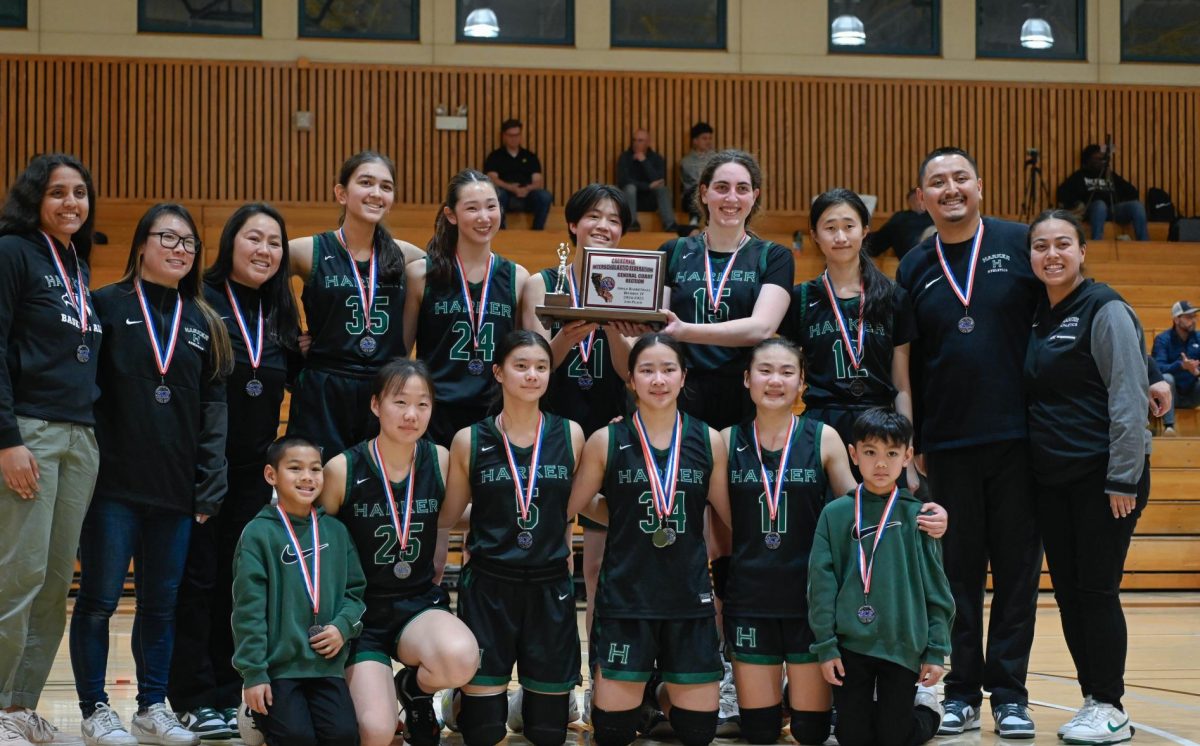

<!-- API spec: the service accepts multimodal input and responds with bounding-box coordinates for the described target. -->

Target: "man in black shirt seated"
[867,186,934,261]
[616,128,681,233]
[484,118,554,230]
[1056,143,1149,241]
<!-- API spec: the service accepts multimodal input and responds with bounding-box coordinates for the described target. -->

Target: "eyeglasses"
[150,231,200,254]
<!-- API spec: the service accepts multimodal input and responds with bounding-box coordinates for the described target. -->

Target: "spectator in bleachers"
[1152,300,1200,436]
[1056,144,1149,241]
[484,118,553,230]
[616,128,681,234]
[866,187,935,261]
[680,122,714,226]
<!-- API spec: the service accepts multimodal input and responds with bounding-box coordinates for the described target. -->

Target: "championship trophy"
[535,242,668,329]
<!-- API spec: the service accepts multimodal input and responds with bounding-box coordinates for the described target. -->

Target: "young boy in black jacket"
[233,436,366,746]
[808,409,955,746]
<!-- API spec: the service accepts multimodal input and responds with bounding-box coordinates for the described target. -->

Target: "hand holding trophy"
[535,241,668,330]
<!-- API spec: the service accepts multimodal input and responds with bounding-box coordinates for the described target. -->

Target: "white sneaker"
[129,704,198,746]
[506,688,524,732]
[1061,702,1133,745]
[80,705,137,746]
[235,704,263,746]
[0,713,35,746]
[1058,696,1097,739]
[4,710,82,745]
[436,689,460,733]
[914,688,944,721]
[715,659,741,737]
[938,700,981,735]
[566,690,581,726]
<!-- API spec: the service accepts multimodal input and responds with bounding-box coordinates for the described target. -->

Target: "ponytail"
[426,168,493,287]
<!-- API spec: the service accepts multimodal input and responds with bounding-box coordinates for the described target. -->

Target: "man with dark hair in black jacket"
[1056,144,1149,241]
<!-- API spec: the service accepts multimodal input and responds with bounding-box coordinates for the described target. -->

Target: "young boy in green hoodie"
[232,436,367,746]
[808,408,954,746]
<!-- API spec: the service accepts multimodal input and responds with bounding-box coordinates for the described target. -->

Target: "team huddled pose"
[0,145,1163,746]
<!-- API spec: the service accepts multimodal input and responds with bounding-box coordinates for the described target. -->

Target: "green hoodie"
[233,505,367,686]
[808,487,954,673]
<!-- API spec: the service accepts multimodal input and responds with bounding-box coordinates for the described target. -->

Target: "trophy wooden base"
[535,294,667,330]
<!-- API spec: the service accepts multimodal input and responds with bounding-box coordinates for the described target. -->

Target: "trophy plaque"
[536,244,668,329]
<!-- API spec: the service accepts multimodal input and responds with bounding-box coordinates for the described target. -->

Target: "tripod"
[1020,149,1053,223]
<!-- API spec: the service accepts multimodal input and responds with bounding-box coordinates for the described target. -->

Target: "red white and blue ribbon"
[702,232,752,312]
[372,438,417,552]
[224,281,263,373]
[275,505,321,617]
[496,413,545,522]
[455,253,495,359]
[854,484,901,597]
[42,232,89,336]
[751,415,798,524]
[933,221,985,310]
[821,271,865,371]
[632,411,683,522]
[134,278,183,378]
[334,227,377,327]
[564,272,597,366]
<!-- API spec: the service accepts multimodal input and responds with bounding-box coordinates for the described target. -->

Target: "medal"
[854,484,900,626]
[821,270,867,380]
[135,279,183,406]
[632,411,683,549]
[276,504,322,634]
[702,232,751,312]
[752,415,797,552]
[334,228,380,355]
[934,221,985,336]
[41,232,92,365]
[849,379,867,397]
[455,253,495,375]
[565,272,599,385]
[371,438,418,580]
[225,281,267,397]
[496,412,545,551]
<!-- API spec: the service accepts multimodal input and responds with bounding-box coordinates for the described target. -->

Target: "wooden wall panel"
[2,56,1198,217]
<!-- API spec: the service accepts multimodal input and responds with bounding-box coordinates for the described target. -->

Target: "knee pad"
[789,709,832,746]
[520,691,569,746]
[457,692,507,746]
[739,704,783,745]
[590,705,640,746]
[667,706,717,746]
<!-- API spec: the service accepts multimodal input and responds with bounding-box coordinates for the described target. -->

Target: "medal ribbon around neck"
[454,253,495,359]
[134,278,183,379]
[702,232,752,312]
[224,281,263,373]
[275,505,321,618]
[933,220,985,312]
[631,411,683,522]
[42,232,89,338]
[751,415,798,524]
[372,438,417,552]
[854,484,901,598]
[496,413,545,522]
[821,271,866,371]
[334,227,378,330]
[564,272,598,366]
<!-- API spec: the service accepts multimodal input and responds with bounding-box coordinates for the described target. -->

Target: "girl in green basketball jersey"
[440,331,585,746]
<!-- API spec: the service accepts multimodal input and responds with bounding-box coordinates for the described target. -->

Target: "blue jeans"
[70,497,192,713]
[1086,199,1149,240]
[1162,372,1200,427]
[497,188,553,230]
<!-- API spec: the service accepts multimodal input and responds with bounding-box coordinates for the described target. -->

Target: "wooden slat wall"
[2,56,1198,217]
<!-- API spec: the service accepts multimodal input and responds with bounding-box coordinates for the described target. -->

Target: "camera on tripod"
[1025,147,1040,165]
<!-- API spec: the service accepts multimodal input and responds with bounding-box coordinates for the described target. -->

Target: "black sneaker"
[395,669,441,746]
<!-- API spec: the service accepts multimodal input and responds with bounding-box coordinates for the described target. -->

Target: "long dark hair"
[693,149,763,227]
[564,184,631,246]
[121,202,233,377]
[426,169,496,287]
[747,337,807,379]
[0,153,97,261]
[810,188,893,323]
[337,151,405,283]
[491,330,554,408]
[203,202,301,353]
[627,332,688,377]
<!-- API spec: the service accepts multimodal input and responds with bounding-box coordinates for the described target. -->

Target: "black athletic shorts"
[427,401,492,448]
[347,584,452,666]
[679,367,753,431]
[287,367,378,458]
[591,616,722,685]
[723,614,817,665]
[456,559,581,692]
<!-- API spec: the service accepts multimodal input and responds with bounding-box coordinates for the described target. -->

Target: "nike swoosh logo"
[1108,719,1129,733]
[323,255,334,261]
[682,252,694,260]
[808,300,820,308]
[355,476,370,485]
[923,276,944,290]
[480,445,495,452]
[737,445,750,452]
[558,592,570,601]
[619,444,633,450]
[219,315,231,321]
[125,318,143,325]
[281,542,330,564]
